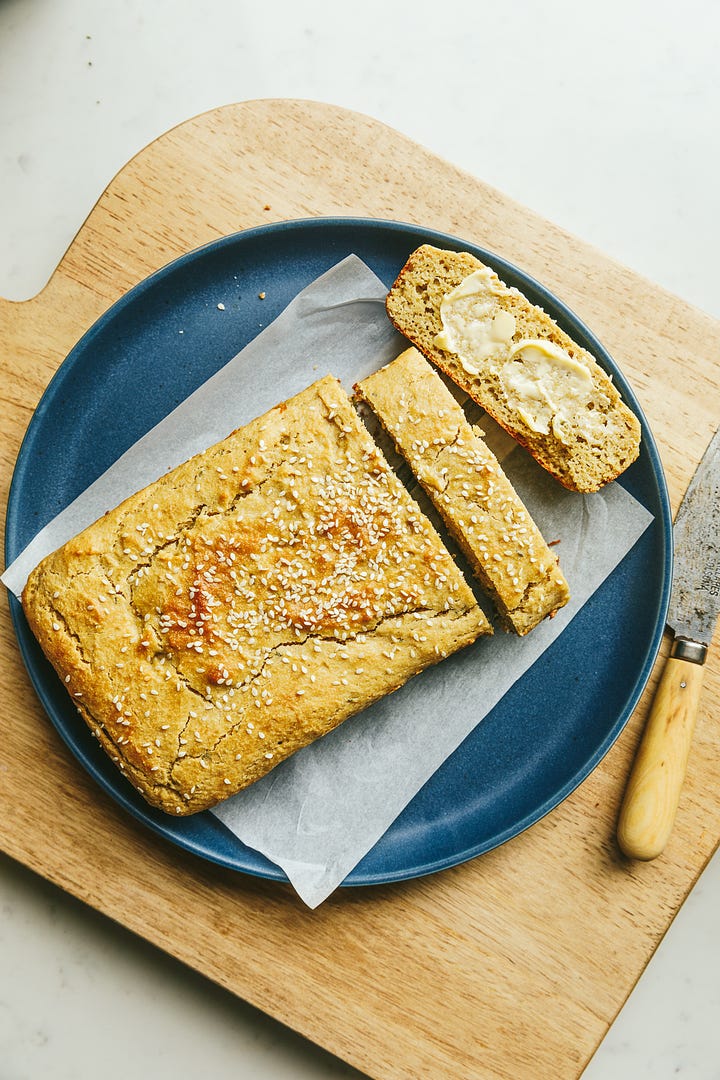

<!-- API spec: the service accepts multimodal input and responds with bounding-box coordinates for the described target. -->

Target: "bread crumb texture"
[22,377,490,815]
[356,349,570,635]
[385,245,641,492]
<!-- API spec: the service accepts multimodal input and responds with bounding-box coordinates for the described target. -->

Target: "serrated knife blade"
[667,423,720,649]
[618,423,720,860]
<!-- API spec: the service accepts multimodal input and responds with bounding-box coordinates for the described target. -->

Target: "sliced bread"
[385,244,641,493]
[356,348,570,635]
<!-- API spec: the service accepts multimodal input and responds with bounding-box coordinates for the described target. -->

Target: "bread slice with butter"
[385,245,641,493]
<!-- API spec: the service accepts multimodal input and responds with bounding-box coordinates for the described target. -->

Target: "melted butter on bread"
[501,339,596,443]
[434,266,615,447]
[434,267,515,372]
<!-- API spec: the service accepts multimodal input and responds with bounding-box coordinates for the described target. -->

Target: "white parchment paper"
[3,256,653,907]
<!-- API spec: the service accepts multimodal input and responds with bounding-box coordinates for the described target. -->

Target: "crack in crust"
[126,462,284,587]
[71,604,473,806]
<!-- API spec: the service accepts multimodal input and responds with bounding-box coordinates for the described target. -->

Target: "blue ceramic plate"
[5,218,672,886]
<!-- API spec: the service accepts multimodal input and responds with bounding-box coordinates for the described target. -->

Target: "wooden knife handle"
[617,655,705,860]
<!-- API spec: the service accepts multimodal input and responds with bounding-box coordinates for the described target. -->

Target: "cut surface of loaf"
[356,348,570,635]
[385,244,641,493]
[22,376,490,816]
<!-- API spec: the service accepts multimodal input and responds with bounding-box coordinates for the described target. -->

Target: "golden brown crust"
[356,349,570,635]
[22,377,491,815]
[385,245,641,493]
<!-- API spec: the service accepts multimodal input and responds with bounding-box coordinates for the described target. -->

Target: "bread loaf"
[22,376,490,815]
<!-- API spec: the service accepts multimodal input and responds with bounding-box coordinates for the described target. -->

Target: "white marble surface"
[0,0,718,1076]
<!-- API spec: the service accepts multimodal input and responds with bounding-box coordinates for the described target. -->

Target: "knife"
[617,424,720,860]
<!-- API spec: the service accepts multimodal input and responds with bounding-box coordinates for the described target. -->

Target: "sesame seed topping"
[92,384,498,802]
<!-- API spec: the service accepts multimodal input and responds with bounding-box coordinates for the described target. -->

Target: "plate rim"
[4,215,673,888]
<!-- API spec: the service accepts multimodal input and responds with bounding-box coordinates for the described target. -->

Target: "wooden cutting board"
[1,100,718,1080]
